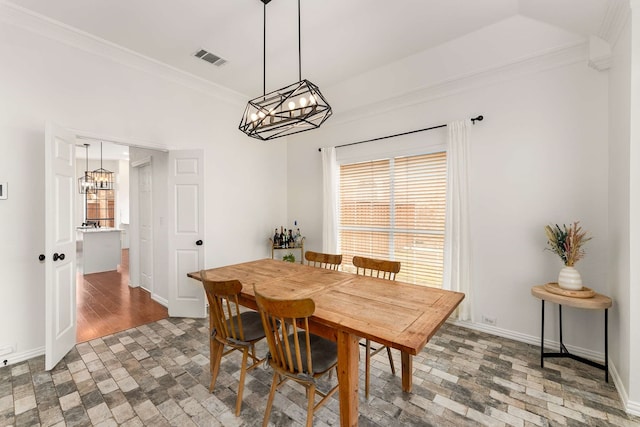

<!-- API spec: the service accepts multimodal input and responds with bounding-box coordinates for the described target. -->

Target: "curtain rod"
[318,115,483,152]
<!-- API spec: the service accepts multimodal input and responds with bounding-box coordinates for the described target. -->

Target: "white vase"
[558,266,583,290]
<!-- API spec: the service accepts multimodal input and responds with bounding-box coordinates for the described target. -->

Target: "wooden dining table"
[188,258,464,426]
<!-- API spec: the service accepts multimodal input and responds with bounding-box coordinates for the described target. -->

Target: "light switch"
[0,182,6,200]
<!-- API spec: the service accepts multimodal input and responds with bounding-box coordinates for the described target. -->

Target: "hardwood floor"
[76,249,168,343]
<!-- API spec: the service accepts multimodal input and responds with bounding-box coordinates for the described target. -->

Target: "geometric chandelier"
[78,143,96,194]
[239,0,332,140]
[88,141,114,191]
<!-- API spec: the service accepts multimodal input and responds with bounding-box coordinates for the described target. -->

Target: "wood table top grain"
[189,258,464,355]
[531,284,612,309]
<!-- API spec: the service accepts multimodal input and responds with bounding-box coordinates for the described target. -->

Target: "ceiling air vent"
[193,49,227,67]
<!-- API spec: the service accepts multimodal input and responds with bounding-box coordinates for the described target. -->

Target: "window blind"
[339,152,446,288]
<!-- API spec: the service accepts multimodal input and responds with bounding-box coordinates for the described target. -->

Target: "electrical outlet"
[481,315,497,326]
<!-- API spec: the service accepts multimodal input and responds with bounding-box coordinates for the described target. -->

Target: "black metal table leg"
[533,285,611,383]
[541,300,545,368]
[559,304,563,352]
[605,308,609,383]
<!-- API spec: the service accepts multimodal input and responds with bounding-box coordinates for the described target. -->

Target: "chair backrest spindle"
[200,273,246,342]
[352,256,400,281]
[305,251,342,270]
[255,290,316,375]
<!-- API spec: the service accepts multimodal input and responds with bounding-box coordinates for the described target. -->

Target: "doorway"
[76,250,167,342]
[74,140,167,343]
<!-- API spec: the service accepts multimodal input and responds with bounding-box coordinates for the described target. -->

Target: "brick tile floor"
[1,318,638,426]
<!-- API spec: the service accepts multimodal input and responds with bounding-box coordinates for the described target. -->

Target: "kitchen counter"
[76,227,122,274]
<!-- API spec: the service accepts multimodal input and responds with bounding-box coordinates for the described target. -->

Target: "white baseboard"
[452,319,606,362]
[452,319,640,416]
[152,294,168,308]
[1,346,44,367]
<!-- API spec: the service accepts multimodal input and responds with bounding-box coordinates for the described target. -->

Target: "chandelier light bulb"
[299,97,307,107]
[288,101,296,110]
[251,113,258,122]
[309,95,316,104]
[258,111,266,119]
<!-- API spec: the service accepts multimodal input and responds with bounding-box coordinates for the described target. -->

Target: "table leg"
[540,300,545,368]
[337,330,359,427]
[559,304,563,352]
[605,308,609,383]
[401,352,413,392]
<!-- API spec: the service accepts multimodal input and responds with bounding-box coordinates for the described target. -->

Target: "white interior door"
[168,150,205,318]
[45,122,77,370]
[139,164,153,292]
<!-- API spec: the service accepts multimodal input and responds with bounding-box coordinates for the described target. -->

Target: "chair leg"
[386,346,396,375]
[365,339,371,399]
[236,348,249,416]
[306,384,316,427]
[209,340,224,392]
[263,371,279,427]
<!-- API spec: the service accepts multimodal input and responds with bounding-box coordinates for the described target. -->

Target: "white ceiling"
[7,0,612,99]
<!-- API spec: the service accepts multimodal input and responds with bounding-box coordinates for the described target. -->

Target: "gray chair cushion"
[283,332,338,374]
[225,311,265,343]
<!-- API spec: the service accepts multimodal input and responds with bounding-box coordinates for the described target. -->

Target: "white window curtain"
[443,120,472,321]
[321,147,339,253]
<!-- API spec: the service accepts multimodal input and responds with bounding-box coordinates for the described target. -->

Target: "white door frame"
[130,156,153,292]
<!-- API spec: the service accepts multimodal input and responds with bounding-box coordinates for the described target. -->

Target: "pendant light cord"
[261,0,301,93]
[84,144,89,177]
[298,0,301,82]
[263,1,266,96]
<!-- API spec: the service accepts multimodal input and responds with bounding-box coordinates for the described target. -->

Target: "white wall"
[626,0,640,411]
[0,15,286,363]
[289,19,610,360]
[608,8,632,407]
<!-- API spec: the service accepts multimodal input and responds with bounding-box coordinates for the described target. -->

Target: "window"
[85,190,115,228]
[339,151,446,288]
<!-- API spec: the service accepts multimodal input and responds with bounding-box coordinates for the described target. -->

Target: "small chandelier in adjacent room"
[239,0,332,140]
[78,143,96,194]
[89,141,114,191]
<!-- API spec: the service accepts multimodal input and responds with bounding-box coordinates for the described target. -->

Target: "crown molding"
[0,1,245,107]
[598,0,630,48]
[588,35,613,71]
[328,41,588,128]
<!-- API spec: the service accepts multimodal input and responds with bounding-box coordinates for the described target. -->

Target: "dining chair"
[254,288,339,427]
[304,250,343,270]
[199,272,267,416]
[352,255,401,399]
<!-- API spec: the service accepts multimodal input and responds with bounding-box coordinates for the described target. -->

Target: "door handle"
[39,254,45,261]
[195,240,203,246]
[53,253,65,261]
